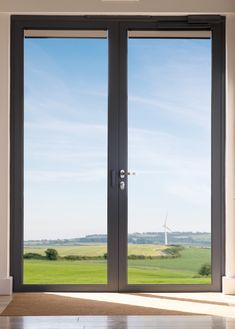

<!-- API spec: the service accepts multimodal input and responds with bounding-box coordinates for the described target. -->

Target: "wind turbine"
[163,212,172,245]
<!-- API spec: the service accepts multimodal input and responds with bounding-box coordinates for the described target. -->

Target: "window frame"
[10,15,225,292]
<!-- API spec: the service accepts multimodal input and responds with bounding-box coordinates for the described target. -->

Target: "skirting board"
[223,276,235,295]
[0,277,12,295]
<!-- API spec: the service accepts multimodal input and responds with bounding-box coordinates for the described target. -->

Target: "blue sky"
[24,37,211,240]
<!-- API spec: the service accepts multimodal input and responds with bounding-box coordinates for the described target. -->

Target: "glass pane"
[24,35,108,284]
[128,36,212,284]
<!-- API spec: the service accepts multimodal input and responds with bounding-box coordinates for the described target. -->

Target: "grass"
[24,244,108,257]
[23,244,211,285]
[128,248,211,284]
[129,247,210,272]
[24,244,166,257]
[128,267,210,284]
[24,259,107,284]
[128,244,165,256]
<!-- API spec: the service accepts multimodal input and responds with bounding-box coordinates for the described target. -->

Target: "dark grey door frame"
[11,17,121,293]
[117,17,225,292]
[10,15,225,292]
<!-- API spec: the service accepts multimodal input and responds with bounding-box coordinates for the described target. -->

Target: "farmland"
[23,243,211,285]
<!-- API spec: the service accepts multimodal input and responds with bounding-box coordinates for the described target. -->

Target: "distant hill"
[128,232,210,246]
[24,232,211,247]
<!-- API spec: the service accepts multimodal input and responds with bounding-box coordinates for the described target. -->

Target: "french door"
[11,16,225,292]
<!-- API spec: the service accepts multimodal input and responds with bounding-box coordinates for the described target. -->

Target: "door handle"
[119,169,136,179]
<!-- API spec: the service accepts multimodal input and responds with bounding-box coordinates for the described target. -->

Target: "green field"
[23,244,211,284]
[128,247,211,284]
[24,244,166,257]
[24,244,108,257]
[24,259,107,284]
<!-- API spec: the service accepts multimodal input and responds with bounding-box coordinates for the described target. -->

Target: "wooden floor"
[1,293,235,328]
[4,292,235,317]
[0,316,234,329]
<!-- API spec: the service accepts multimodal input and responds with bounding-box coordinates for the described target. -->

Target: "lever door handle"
[128,171,136,176]
[119,169,136,179]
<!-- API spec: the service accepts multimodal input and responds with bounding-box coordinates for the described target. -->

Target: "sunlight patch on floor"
[46,292,235,318]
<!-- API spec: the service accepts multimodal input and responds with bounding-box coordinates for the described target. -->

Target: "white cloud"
[129,95,210,129]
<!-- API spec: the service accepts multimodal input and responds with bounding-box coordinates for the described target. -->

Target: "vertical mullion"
[118,24,128,291]
[107,22,121,291]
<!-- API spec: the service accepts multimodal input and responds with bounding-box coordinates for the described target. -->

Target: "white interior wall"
[0,13,12,295]
[0,0,235,14]
[0,0,234,14]
[0,0,234,295]
[223,14,235,295]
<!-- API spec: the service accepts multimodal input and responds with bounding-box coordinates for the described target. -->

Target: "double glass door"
[11,17,225,292]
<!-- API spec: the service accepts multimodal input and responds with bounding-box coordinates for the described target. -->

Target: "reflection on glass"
[23,36,108,284]
[128,37,212,284]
